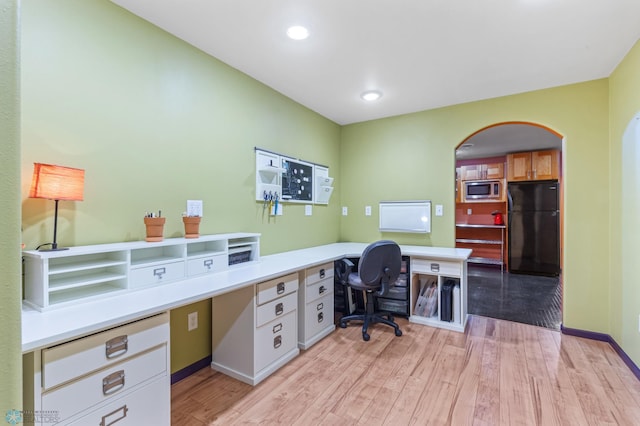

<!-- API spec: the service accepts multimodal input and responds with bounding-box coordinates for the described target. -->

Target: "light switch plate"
[342,206,348,216]
[365,206,372,216]
[187,200,203,217]
[435,204,443,216]
[305,205,313,216]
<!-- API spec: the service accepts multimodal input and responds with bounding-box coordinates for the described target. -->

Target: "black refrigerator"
[508,180,560,276]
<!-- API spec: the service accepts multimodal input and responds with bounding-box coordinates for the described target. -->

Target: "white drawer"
[256,273,298,305]
[255,310,297,373]
[129,260,185,288]
[305,276,333,302]
[411,258,461,277]
[187,254,226,277]
[42,345,167,424]
[304,262,334,286]
[256,291,297,328]
[66,375,169,426]
[42,313,169,390]
[304,293,334,339]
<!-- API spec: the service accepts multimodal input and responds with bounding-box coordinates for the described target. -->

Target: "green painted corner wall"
[20,0,340,375]
[170,300,212,373]
[14,0,640,386]
[0,0,23,412]
[609,39,640,367]
[341,80,611,335]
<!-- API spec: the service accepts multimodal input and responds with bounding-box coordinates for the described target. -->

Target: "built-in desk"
[21,241,471,423]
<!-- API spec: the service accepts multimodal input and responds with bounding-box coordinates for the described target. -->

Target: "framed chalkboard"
[280,156,314,203]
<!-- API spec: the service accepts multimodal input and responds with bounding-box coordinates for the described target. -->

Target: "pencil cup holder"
[183,216,201,239]
[144,217,165,242]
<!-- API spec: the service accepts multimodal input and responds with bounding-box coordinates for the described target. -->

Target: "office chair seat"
[336,240,403,341]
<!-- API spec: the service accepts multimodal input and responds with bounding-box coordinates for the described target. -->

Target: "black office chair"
[336,240,403,341]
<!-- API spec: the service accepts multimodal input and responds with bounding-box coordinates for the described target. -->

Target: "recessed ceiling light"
[286,26,309,40]
[361,90,382,101]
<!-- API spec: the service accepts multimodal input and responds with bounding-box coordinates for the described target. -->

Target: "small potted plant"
[182,213,201,239]
[144,211,165,242]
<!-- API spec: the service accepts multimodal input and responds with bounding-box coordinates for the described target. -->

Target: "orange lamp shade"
[29,163,85,201]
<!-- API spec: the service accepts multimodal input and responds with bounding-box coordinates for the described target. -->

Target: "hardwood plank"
[171,316,640,425]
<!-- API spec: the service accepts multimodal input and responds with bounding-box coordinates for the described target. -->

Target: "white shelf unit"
[314,165,334,205]
[255,150,283,202]
[255,149,333,205]
[409,257,468,332]
[23,233,260,311]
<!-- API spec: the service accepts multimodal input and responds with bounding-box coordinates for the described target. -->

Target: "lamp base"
[35,242,69,251]
[37,247,70,252]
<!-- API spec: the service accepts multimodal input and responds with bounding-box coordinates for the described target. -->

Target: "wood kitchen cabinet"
[460,162,504,180]
[507,149,560,181]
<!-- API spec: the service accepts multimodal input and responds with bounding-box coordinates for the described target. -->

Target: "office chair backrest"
[358,240,401,289]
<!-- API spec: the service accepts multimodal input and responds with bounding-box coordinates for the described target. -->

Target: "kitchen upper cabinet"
[507,150,560,181]
[460,162,504,180]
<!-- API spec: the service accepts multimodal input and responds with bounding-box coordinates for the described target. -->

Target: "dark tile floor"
[467,265,562,330]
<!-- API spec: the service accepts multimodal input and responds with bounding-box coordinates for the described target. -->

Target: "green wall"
[0,0,23,413]
[14,0,640,396]
[609,39,640,366]
[341,80,611,335]
[20,0,340,374]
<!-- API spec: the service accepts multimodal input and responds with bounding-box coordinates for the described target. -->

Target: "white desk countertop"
[21,242,471,353]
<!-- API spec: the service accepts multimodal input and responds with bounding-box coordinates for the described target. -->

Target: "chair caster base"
[395,328,402,337]
[362,332,370,341]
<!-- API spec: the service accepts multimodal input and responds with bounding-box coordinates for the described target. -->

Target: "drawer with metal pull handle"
[42,345,167,424]
[129,260,185,288]
[187,254,226,277]
[304,292,334,338]
[42,313,169,390]
[254,309,297,373]
[65,376,169,426]
[304,262,334,286]
[305,276,334,302]
[256,273,298,305]
[256,291,297,327]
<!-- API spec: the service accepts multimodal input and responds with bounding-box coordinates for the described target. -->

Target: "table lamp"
[29,163,85,251]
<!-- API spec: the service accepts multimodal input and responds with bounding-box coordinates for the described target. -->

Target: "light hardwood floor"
[171,316,640,425]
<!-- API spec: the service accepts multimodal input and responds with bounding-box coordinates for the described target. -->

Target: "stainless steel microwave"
[464,179,503,201]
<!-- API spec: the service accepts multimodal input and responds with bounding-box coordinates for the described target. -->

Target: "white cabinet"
[255,150,284,202]
[23,313,170,426]
[314,165,334,205]
[211,273,300,385]
[23,233,260,311]
[409,257,468,332]
[298,262,335,349]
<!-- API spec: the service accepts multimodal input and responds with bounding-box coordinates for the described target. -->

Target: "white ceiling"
[109,0,638,157]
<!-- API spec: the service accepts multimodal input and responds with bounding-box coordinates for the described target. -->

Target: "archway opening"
[454,121,564,330]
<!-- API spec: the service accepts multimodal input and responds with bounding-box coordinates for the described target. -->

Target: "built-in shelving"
[23,233,260,311]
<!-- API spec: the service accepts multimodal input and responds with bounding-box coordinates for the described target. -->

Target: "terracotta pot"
[183,216,201,239]
[144,217,165,242]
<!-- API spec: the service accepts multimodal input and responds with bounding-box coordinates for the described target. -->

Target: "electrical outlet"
[305,205,313,216]
[342,206,348,216]
[365,206,372,216]
[467,208,472,215]
[188,312,198,331]
[187,200,203,217]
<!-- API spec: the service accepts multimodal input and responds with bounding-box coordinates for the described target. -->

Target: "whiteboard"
[379,201,431,233]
